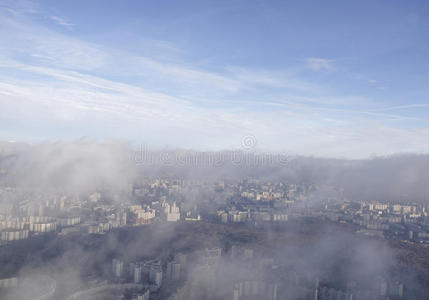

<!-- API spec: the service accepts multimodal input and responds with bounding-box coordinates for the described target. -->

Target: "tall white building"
[166,261,181,281]
[134,265,142,283]
[112,258,123,278]
[134,289,150,300]
[163,202,181,222]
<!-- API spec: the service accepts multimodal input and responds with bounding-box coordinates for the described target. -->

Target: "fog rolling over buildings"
[1,143,429,300]
[1,1,429,300]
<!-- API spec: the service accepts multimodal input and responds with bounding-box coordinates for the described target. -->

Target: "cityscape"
[1,146,429,299]
[1,1,429,299]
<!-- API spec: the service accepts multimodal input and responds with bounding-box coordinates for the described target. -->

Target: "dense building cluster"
[2,176,428,299]
[2,177,429,244]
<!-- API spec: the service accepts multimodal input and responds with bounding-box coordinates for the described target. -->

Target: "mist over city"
[1,1,429,300]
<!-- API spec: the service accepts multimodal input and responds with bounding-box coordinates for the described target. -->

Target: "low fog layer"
[1,141,429,300]
[1,141,429,204]
[0,141,136,195]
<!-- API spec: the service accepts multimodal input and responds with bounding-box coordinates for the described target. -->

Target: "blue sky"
[1,0,429,157]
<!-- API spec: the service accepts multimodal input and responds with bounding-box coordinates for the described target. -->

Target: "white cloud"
[134,57,241,92]
[1,8,429,158]
[227,67,322,92]
[306,57,335,71]
[1,67,429,158]
[0,0,39,15]
[51,16,75,28]
[0,17,106,71]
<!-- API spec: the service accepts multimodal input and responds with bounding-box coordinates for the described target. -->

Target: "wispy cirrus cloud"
[0,0,39,15]
[371,103,429,112]
[226,66,323,92]
[1,3,429,158]
[51,16,76,28]
[306,57,335,71]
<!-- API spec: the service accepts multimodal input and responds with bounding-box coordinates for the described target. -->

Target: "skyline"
[1,0,429,158]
